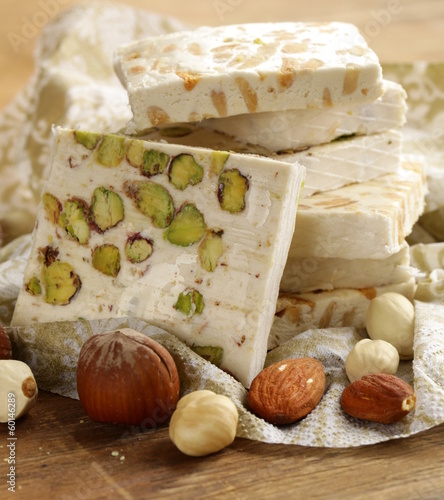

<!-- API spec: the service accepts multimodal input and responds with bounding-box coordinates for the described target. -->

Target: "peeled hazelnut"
[77,328,180,426]
[247,358,326,425]
[366,292,415,360]
[345,338,400,383]
[0,360,38,422]
[0,325,12,359]
[169,390,238,457]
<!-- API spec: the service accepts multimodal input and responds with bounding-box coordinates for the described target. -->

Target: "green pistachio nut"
[210,151,230,176]
[158,126,193,138]
[90,187,124,232]
[59,199,90,244]
[198,229,224,272]
[191,345,224,367]
[92,244,121,277]
[124,180,175,229]
[168,154,203,190]
[165,203,206,246]
[43,261,81,305]
[125,234,153,263]
[42,192,62,225]
[25,277,42,296]
[141,149,170,177]
[96,134,127,167]
[74,130,102,150]
[126,139,145,168]
[218,168,249,213]
[174,289,205,317]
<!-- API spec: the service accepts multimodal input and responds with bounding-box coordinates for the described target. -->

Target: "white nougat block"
[202,79,406,152]
[289,160,426,260]
[114,22,383,131]
[11,127,305,387]
[270,279,416,349]
[276,130,403,198]
[281,241,416,293]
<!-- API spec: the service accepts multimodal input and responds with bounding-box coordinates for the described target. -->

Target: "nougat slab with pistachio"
[114,22,383,131]
[11,127,305,388]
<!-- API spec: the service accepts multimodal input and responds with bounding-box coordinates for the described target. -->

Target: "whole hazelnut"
[0,360,38,422]
[366,292,415,360]
[77,328,180,426]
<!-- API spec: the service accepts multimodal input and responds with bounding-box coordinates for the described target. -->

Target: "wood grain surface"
[1,1,444,498]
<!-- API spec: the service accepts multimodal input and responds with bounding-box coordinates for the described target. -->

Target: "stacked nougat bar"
[113,21,424,349]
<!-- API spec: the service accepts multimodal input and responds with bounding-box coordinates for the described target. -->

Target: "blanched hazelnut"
[365,292,415,360]
[345,338,400,383]
[169,390,238,457]
[0,360,38,422]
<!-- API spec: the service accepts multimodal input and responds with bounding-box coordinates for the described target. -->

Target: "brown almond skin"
[77,329,180,426]
[247,358,326,425]
[340,373,416,424]
[0,325,12,359]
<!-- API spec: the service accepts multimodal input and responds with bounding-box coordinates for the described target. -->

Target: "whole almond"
[340,373,416,424]
[247,358,326,425]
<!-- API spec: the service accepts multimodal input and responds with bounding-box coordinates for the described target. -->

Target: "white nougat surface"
[115,22,383,131]
[281,241,416,293]
[202,79,406,152]
[12,127,305,388]
[289,160,426,260]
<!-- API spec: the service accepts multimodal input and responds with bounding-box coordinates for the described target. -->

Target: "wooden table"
[1,1,444,498]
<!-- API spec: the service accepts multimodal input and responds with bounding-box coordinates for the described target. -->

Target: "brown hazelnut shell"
[77,328,180,426]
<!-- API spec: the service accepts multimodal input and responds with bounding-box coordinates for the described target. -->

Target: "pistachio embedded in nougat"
[43,261,81,305]
[59,199,90,244]
[141,149,170,177]
[165,203,206,246]
[168,154,203,190]
[191,345,223,367]
[42,192,62,225]
[92,244,121,277]
[158,125,193,138]
[210,151,230,177]
[198,229,224,272]
[125,234,153,263]
[90,187,124,233]
[96,134,127,167]
[218,169,249,213]
[25,277,42,296]
[74,130,102,150]
[124,180,174,228]
[126,139,145,168]
[174,289,205,317]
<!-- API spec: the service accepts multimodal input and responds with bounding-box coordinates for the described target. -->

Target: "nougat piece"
[289,160,426,260]
[11,127,305,388]
[114,22,383,131]
[202,80,406,152]
[140,126,402,198]
[281,241,416,293]
[270,279,416,349]
[276,130,402,198]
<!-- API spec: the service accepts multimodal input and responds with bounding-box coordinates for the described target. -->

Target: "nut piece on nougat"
[202,79,406,152]
[11,127,305,388]
[114,22,384,131]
